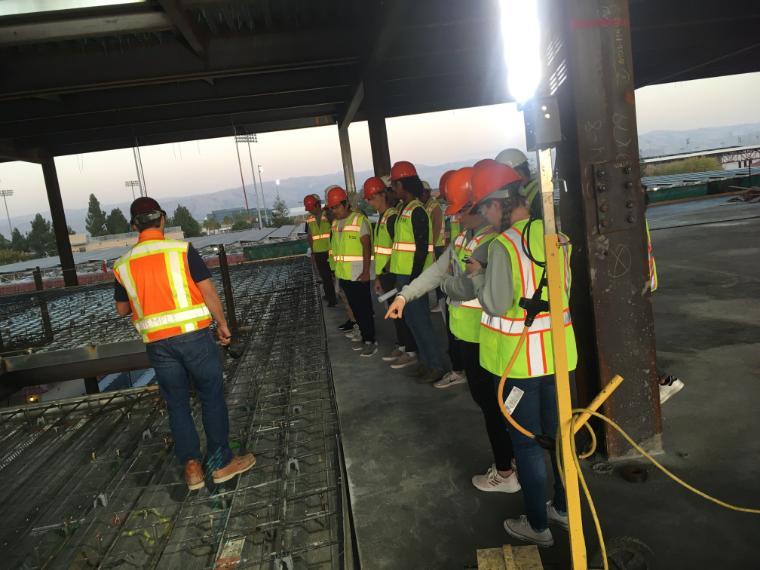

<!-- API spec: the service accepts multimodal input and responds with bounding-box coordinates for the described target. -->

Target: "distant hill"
[639,122,760,157]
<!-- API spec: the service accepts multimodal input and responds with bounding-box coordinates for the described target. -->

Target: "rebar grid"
[0,257,346,569]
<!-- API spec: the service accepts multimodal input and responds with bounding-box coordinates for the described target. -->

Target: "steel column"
[218,244,238,336]
[40,155,78,287]
[338,125,357,196]
[368,113,391,178]
[555,0,661,456]
[84,377,100,394]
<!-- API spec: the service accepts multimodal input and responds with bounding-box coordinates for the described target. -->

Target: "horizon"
[1,71,760,231]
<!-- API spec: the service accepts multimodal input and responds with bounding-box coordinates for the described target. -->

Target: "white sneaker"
[382,346,405,362]
[390,353,418,369]
[471,464,521,493]
[433,370,467,389]
[659,376,684,404]
[546,501,568,530]
[360,342,378,357]
[503,515,554,548]
[345,329,362,342]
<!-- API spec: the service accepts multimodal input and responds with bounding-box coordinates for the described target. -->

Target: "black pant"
[446,316,465,371]
[313,252,336,305]
[459,339,514,471]
[379,272,417,352]
[339,279,375,343]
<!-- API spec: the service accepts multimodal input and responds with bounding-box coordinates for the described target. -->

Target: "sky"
[1,71,760,220]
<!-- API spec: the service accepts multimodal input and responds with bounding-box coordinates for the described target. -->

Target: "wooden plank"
[503,544,543,570]
[477,547,507,570]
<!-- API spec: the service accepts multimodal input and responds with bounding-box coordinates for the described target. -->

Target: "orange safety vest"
[113,229,212,343]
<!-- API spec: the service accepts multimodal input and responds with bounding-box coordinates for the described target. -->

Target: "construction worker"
[328,186,377,357]
[437,169,458,244]
[385,165,520,494]
[304,194,337,307]
[113,197,255,491]
[389,160,449,383]
[421,180,445,259]
[466,162,577,547]
[495,148,541,219]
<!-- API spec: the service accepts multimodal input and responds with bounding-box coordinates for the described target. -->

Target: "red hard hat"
[362,177,386,200]
[390,160,417,181]
[438,170,455,202]
[444,167,475,215]
[471,162,523,208]
[303,194,319,210]
[326,186,348,208]
[474,158,499,171]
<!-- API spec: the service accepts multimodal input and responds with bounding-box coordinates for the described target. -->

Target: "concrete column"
[338,125,357,196]
[40,155,78,287]
[368,113,391,178]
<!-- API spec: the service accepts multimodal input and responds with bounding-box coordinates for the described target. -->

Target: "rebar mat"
[0,256,347,569]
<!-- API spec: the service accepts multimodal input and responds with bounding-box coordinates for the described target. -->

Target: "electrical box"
[524,97,562,151]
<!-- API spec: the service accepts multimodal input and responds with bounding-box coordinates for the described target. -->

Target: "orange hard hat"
[362,177,386,200]
[438,170,455,201]
[303,194,319,210]
[390,160,417,181]
[444,167,475,215]
[326,186,348,208]
[474,158,499,171]
[471,162,523,208]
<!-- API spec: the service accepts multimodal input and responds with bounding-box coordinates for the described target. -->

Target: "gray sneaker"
[433,370,467,389]
[360,342,378,357]
[503,515,554,548]
[417,367,445,384]
[546,501,568,530]
[404,363,428,378]
[390,353,418,369]
[382,346,405,362]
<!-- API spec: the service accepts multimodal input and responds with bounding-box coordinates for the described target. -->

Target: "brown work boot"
[212,453,256,484]
[184,459,205,490]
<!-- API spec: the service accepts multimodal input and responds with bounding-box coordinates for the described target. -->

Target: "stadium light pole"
[0,189,14,237]
[235,133,263,230]
[257,164,269,226]
[124,180,140,201]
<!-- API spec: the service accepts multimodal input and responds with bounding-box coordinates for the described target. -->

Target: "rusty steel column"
[40,155,78,287]
[368,113,391,178]
[554,0,661,457]
[338,125,357,196]
[217,244,238,336]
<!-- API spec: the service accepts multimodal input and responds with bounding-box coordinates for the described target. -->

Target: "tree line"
[86,194,203,238]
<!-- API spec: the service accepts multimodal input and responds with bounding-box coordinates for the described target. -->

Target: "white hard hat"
[495,148,529,168]
[422,180,431,190]
[380,175,391,187]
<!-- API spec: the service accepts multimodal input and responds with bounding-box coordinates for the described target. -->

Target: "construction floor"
[328,196,760,570]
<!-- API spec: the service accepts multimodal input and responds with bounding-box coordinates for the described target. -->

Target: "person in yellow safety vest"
[466,161,577,548]
[437,169,457,245]
[113,197,255,491]
[496,148,541,219]
[643,187,684,403]
[304,194,337,307]
[385,165,520,495]
[421,181,446,257]
[389,160,448,383]
[327,186,377,357]
[363,176,419,364]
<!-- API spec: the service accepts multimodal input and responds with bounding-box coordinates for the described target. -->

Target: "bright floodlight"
[499,0,542,104]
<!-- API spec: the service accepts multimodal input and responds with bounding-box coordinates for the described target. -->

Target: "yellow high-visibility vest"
[390,199,433,275]
[373,207,397,274]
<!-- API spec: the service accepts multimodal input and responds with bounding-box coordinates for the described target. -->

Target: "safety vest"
[390,199,434,275]
[425,197,445,247]
[646,220,658,292]
[449,215,461,244]
[332,211,370,281]
[521,179,540,211]
[113,231,211,343]
[479,218,578,378]
[373,207,397,274]
[447,225,497,343]
[306,212,331,253]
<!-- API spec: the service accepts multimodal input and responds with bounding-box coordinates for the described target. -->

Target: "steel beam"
[338,125,357,196]
[339,81,363,131]
[367,114,391,178]
[40,156,78,287]
[157,0,207,58]
[553,0,661,457]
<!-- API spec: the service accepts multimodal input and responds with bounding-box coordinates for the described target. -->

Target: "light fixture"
[499,0,542,104]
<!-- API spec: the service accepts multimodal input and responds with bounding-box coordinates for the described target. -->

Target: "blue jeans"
[395,274,448,371]
[146,328,233,468]
[494,373,567,531]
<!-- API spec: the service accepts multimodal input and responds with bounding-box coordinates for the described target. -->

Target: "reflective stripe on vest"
[333,212,369,280]
[390,199,434,275]
[425,197,445,247]
[307,214,332,253]
[447,226,496,343]
[113,238,211,343]
[373,207,397,274]
[478,219,577,378]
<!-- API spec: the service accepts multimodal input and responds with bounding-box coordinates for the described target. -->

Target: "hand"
[385,296,406,319]
[374,278,383,295]
[216,323,232,346]
[465,258,482,275]
[358,270,370,282]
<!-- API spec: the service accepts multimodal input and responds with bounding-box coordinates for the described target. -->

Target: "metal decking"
[0,256,348,569]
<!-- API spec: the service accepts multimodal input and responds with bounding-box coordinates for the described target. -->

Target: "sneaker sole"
[433,379,467,389]
[660,382,684,404]
[472,481,522,493]
[382,355,402,362]
[391,361,417,370]
[360,352,377,358]
[503,521,554,548]
[212,456,257,484]
[187,480,205,491]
